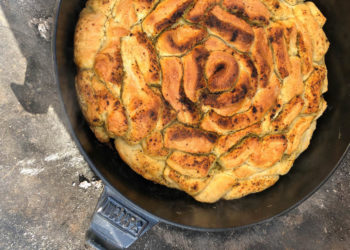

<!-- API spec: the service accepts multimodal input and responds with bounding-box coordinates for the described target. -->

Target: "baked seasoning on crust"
[74,0,329,203]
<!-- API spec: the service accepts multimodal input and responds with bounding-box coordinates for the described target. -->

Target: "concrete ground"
[0,0,349,249]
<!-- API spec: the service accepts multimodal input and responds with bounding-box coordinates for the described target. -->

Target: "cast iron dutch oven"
[53,0,350,248]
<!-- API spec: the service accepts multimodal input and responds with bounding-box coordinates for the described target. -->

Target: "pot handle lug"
[86,186,159,249]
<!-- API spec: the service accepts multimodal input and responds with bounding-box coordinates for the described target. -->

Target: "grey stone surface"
[0,0,348,249]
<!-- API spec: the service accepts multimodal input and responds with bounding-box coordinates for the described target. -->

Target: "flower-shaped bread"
[74,0,329,202]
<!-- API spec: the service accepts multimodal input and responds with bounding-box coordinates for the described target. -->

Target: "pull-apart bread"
[74,0,329,203]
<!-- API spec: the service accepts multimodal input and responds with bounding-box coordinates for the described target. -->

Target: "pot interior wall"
[55,0,350,229]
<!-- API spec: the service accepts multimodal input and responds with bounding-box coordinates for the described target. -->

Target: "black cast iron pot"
[53,0,350,248]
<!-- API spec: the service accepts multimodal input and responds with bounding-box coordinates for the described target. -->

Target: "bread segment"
[164,124,218,154]
[142,0,192,36]
[157,25,207,56]
[205,6,254,52]
[223,0,271,25]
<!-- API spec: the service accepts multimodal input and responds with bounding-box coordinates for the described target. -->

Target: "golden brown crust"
[74,8,106,69]
[306,2,326,27]
[280,56,304,103]
[167,152,216,178]
[161,57,200,124]
[286,116,314,154]
[142,131,169,157]
[293,4,329,62]
[75,0,329,203]
[302,65,327,114]
[223,175,279,200]
[163,167,213,195]
[75,70,128,138]
[133,0,158,20]
[205,51,239,93]
[219,134,287,170]
[157,25,207,56]
[157,101,177,130]
[248,134,287,168]
[86,0,116,16]
[252,27,273,88]
[219,137,259,169]
[205,6,254,52]
[204,36,230,51]
[215,123,262,155]
[268,23,291,79]
[200,73,280,134]
[124,27,161,84]
[223,0,271,25]
[260,0,293,19]
[185,0,219,23]
[121,36,162,142]
[297,28,313,77]
[164,124,218,154]
[194,172,236,202]
[271,96,304,131]
[183,46,209,102]
[94,24,128,90]
[202,71,252,116]
[142,0,192,36]
[113,0,137,28]
[115,138,167,184]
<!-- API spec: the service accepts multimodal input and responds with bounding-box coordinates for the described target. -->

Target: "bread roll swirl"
[74,0,329,202]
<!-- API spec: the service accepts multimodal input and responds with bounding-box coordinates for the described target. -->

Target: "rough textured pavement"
[0,0,349,249]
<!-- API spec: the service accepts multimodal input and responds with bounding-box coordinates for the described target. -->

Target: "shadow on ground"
[1,0,64,117]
